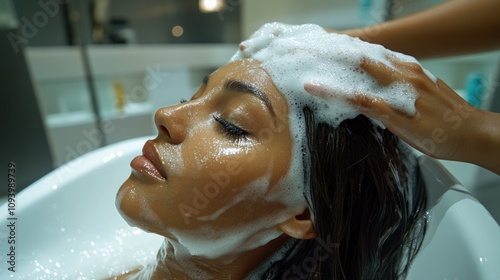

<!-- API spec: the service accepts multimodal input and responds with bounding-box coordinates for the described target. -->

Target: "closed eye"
[212,114,248,143]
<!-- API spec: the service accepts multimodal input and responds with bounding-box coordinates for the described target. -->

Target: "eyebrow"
[203,75,276,118]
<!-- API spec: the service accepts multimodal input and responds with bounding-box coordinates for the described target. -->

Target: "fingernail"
[303,81,322,93]
[304,84,320,96]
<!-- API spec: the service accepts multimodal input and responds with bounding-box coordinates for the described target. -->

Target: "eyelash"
[180,98,248,143]
[212,114,248,143]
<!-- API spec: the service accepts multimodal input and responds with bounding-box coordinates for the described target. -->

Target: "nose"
[154,104,189,145]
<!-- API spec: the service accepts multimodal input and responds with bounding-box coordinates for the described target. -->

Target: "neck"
[133,235,289,279]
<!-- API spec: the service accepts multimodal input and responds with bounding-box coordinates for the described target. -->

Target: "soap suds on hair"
[230,22,436,128]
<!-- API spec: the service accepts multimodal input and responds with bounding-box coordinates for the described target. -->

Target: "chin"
[115,177,166,235]
[115,178,142,227]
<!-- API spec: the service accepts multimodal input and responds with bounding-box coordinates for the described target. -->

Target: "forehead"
[212,59,267,81]
[210,59,287,111]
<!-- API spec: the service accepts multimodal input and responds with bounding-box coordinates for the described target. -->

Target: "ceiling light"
[199,0,225,13]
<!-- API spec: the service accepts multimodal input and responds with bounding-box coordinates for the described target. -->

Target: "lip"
[130,140,167,182]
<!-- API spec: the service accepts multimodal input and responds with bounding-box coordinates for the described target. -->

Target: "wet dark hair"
[262,108,427,279]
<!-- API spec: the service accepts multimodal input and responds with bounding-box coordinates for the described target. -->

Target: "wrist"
[343,27,373,43]
[462,109,500,174]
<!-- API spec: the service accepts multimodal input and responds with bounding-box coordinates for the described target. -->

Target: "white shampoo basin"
[1,136,499,279]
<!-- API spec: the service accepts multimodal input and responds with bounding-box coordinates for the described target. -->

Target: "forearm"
[343,0,500,59]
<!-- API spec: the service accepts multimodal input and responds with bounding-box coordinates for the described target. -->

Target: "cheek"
[173,139,274,217]
[191,146,290,219]
[184,143,264,197]
[181,131,265,182]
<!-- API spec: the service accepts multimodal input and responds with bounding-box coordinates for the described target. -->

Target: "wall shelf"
[26,44,238,166]
[26,44,237,81]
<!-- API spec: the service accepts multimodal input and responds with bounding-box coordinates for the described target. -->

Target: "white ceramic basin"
[407,156,500,279]
[0,137,163,279]
[1,136,499,279]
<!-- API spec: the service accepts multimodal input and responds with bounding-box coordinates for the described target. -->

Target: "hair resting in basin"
[260,110,427,279]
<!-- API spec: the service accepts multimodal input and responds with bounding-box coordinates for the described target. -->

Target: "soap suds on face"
[230,22,436,128]
[165,146,185,177]
[166,166,306,262]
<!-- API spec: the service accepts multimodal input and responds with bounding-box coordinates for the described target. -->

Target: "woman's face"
[116,59,303,253]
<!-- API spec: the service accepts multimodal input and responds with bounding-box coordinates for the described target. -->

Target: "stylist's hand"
[305,57,480,163]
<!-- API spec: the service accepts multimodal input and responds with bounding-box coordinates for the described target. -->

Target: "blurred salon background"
[1,0,499,218]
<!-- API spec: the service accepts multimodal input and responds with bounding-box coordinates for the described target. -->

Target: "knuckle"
[407,62,424,73]
[407,74,428,90]
[355,94,377,109]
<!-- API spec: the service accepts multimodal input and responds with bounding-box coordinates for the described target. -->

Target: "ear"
[277,208,316,240]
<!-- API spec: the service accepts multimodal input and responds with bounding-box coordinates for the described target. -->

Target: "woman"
[115,24,428,279]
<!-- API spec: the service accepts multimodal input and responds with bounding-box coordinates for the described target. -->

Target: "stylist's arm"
[339,0,500,59]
